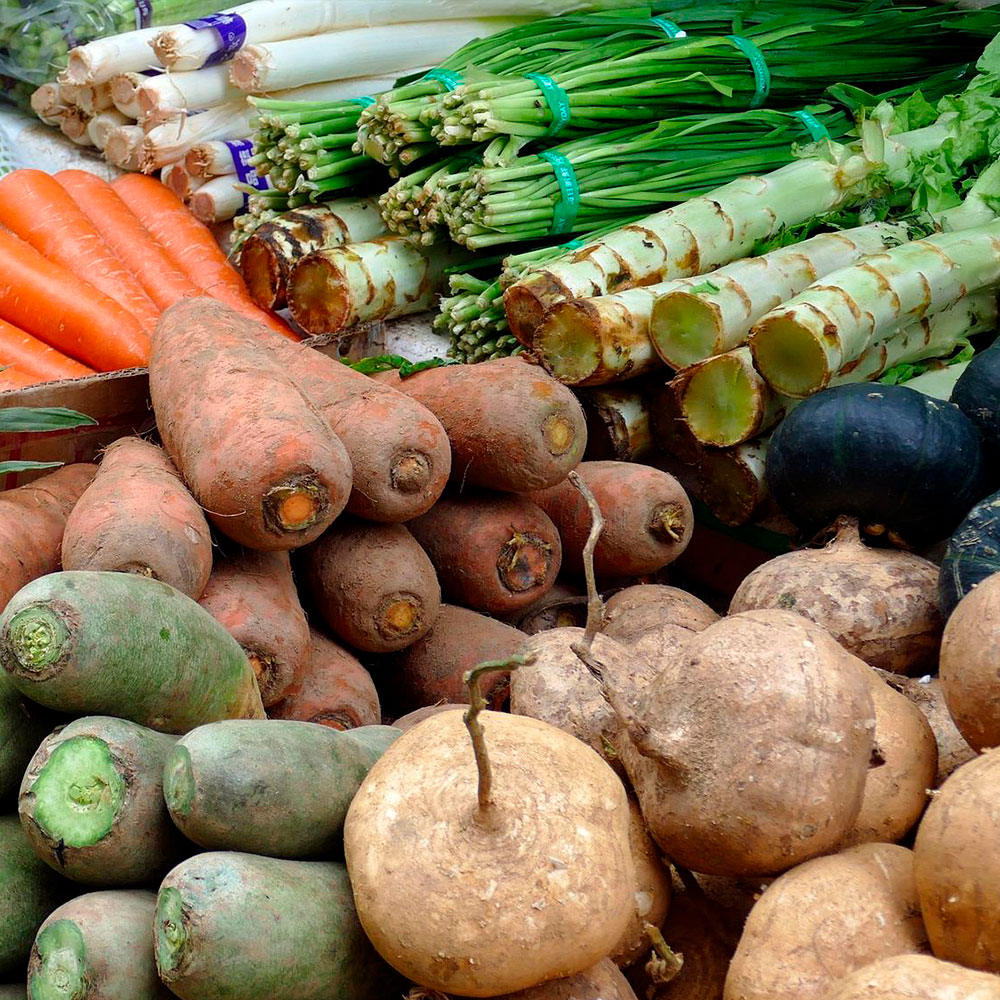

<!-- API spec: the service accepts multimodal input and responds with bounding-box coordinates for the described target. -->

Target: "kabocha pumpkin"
[766,383,987,545]
[951,340,1000,458]
[939,488,1000,618]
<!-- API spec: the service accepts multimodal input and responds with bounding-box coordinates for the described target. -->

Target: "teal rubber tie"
[423,68,464,91]
[790,109,830,141]
[348,96,376,108]
[538,150,580,235]
[650,16,687,39]
[525,72,572,138]
[726,35,770,109]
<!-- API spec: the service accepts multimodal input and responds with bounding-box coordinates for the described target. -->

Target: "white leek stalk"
[87,109,131,149]
[58,81,85,106]
[140,103,255,171]
[76,83,115,115]
[261,76,423,102]
[185,140,239,178]
[60,109,94,146]
[229,20,519,93]
[62,28,169,86]
[189,176,244,222]
[30,83,64,126]
[104,125,147,170]
[110,74,146,118]
[161,162,206,200]
[154,0,625,72]
[137,64,244,115]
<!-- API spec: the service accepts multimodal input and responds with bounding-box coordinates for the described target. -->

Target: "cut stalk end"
[5,606,71,678]
[162,745,196,820]
[263,476,329,534]
[390,452,432,495]
[535,301,601,385]
[154,887,189,983]
[26,736,125,849]
[750,317,829,398]
[651,290,722,369]
[497,532,552,594]
[502,279,567,347]
[29,919,88,1000]
[240,237,285,311]
[378,595,422,641]
[649,502,688,545]
[678,353,762,447]
[288,256,349,335]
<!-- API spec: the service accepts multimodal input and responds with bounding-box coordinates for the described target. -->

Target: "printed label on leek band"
[184,13,248,67]
[135,0,153,30]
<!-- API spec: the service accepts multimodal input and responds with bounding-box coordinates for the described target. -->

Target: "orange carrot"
[0,366,42,391]
[0,169,160,332]
[55,170,202,313]
[0,229,151,371]
[112,174,299,341]
[0,317,94,382]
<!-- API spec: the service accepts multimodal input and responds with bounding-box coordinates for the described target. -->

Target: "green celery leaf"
[0,407,97,433]
[0,460,63,475]
[688,281,720,295]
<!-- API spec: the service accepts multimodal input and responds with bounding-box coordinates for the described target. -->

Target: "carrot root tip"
[378,595,422,640]
[264,476,329,534]
[649,502,688,545]
[390,451,432,495]
[497,532,553,594]
[543,413,577,456]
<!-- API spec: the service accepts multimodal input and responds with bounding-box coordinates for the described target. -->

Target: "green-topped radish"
[0,572,265,733]
[27,890,169,1000]
[19,716,183,885]
[162,720,399,858]
[344,658,635,996]
[0,672,54,803]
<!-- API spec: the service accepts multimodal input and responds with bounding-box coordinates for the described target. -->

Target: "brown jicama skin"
[730,519,942,675]
[877,672,976,786]
[303,518,441,653]
[150,298,352,550]
[528,461,693,578]
[391,704,464,731]
[612,798,672,968]
[268,628,380,730]
[841,671,937,847]
[914,750,1000,972]
[615,610,875,877]
[508,582,588,635]
[407,492,562,615]
[344,708,635,996]
[374,357,587,493]
[723,844,928,1000]
[408,959,638,1000]
[381,605,524,718]
[239,199,386,310]
[824,954,1000,1000]
[198,548,309,707]
[603,584,719,670]
[61,438,213,600]
[939,573,1000,752]
[0,463,96,612]
[259,338,451,522]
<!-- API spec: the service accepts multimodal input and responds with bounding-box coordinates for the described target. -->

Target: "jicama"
[750,220,1000,397]
[238,199,386,310]
[697,437,770,526]
[19,716,183,885]
[287,236,469,335]
[189,175,244,222]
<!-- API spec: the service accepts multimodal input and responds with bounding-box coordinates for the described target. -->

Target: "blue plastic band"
[538,150,580,235]
[650,16,687,39]
[348,96,376,108]
[423,68,464,91]
[525,72,572,138]
[790,109,830,141]
[184,13,248,67]
[726,35,770,109]
[134,0,153,29]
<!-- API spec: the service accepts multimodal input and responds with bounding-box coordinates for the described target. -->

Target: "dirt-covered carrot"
[0,673,53,804]
[375,356,586,492]
[19,716,184,886]
[0,464,96,614]
[240,199,387,311]
[198,548,309,707]
[259,338,451,522]
[528,461,694,578]
[0,170,160,332]
[61,438,213,600]
[55,170,202,312]
[0,318,94,382]
[268,628,380,731]
[0,230,150,371]
[28,890,170,1000]
[155,853,402,1000]
[111,173,297,341]
[163,720,399,857]
[0,815,68,978]
[302,518,441,654]
[0,571,264,733]
[381,605,524,719]
[150,298,352,551]
[408,492,562,615]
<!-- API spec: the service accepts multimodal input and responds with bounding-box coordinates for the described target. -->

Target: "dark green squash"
[951,342,1000,456]
[939,488,1000,618]
[766,383,987,546]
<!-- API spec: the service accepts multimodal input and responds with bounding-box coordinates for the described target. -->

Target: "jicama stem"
[62,28,165,85]
[87,108,131,149]
[109,73,146,118]
[138,64,243,115]
[229,20,520,93]
[650,221,914,369]
[104,125,145,170]
[502,117,958,343]
[155,0,632,71]
[287,236,469,335]
[189,176,244,223]
[750,220,1000,397]
[578,384,654,463]
[239,198,386,310]
[697,438,770,527]
[899,361,970,399]
[141,104,255,172]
